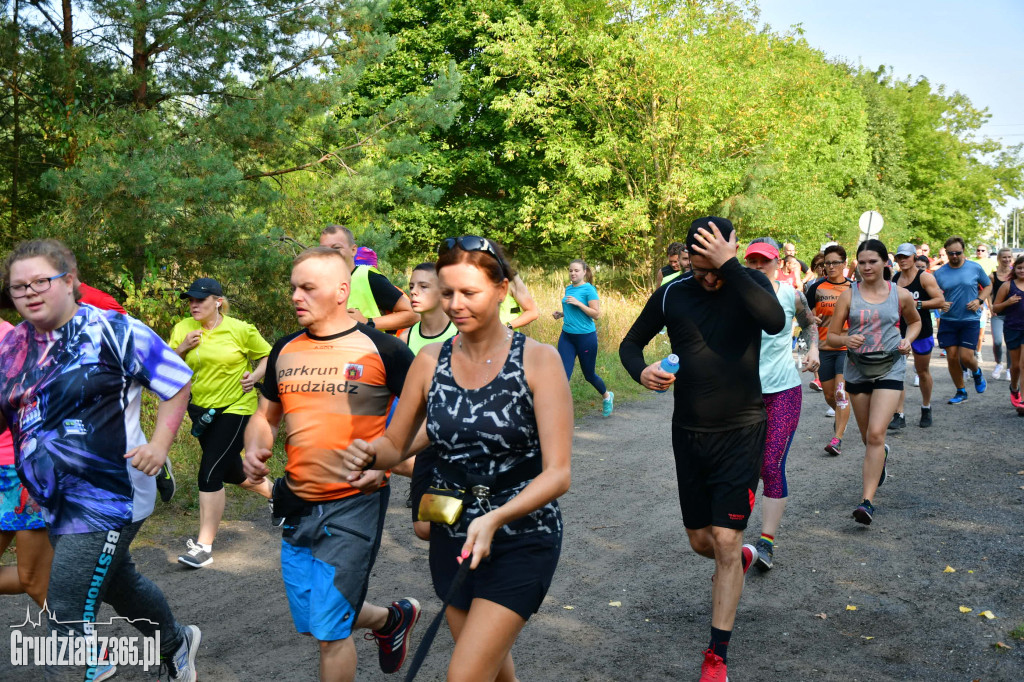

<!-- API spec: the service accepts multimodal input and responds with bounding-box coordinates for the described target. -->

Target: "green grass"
[1009,623,1024,641]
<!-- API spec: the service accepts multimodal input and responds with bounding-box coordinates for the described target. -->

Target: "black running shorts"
[671,421,767,531]
[429,530,561,621]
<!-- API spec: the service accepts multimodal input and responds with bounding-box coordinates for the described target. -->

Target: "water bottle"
[191,408,216,438]
[656,354,680,393]
[835,381,849,409]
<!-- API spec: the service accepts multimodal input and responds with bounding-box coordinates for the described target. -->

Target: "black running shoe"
[366,598,420,674]
[919,407,932,428]
[754,538,773,571]
[878,444,889,486]
[156,459,176,503]
[887,412,905,430]
[853,499,875,525]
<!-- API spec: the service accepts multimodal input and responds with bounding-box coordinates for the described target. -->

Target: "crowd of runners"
[0,221,1021,681]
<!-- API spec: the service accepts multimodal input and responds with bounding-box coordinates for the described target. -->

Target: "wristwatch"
[366,318,375,328]
[916,301,922,310]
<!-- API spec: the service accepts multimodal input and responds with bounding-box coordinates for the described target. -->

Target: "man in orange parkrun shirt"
[805,244,853,456]
[242,247,420,681]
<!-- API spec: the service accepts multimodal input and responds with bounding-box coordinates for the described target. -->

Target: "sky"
[756,0,1023,213]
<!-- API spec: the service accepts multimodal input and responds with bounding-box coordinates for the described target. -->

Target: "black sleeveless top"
[894,269,933,339]
[426,332,562,539]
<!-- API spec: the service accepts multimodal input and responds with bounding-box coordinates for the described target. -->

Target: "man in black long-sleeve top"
[620,217,785,682]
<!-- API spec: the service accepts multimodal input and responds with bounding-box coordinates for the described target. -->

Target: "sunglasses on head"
[438,236,509,278]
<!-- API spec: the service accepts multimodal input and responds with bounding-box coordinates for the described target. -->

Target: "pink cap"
[744,242,779,260]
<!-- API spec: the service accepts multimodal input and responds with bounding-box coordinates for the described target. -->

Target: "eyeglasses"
[823,261,844,267]
[946,251,963,257]
[7,272,68,298]
[438,236,509,278]
[690,265,722,279]
[976,249,987,253]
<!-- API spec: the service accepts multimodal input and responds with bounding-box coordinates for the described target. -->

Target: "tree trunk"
[132,0,150,109]
[10,0,21,235]
[60,0,77,165]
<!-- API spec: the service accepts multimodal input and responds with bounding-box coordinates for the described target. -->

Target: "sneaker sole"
[177,556,213,568]
[740,544,757,575]
[755,555,773,571]
[853,508,873,525]
[824,445,841,457]
[94,664,117,682]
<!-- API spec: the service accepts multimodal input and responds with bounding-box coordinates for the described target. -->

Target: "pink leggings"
[761,385,802,499]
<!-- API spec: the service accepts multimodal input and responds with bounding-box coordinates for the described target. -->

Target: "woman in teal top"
[744,238,820,570]
[552,259,614,416]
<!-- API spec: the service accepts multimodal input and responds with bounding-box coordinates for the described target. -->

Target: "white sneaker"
[177,539,213,568]
[993,363,1005,380]
[825,407,836,417]
[166,624,201,682]
[913,374,920,387]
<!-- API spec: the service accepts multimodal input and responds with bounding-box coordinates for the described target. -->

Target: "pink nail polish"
[456,556,463,565]
[461,549,471,559]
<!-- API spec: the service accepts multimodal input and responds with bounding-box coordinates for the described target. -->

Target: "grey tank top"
[845,281,905,383]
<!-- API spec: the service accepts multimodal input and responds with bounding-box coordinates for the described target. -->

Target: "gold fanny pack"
[417,487,466,525]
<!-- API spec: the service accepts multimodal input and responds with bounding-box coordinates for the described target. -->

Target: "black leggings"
[188,404,248,493]
[46,521,184,680]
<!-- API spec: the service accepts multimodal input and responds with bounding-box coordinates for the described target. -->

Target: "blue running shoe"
[973,369,987,393]
[602,391,615,417]
[948,389,968,405]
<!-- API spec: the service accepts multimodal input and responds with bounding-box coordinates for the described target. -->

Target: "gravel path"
[2,355,1022,680]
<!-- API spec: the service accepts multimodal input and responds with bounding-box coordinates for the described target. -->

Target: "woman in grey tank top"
[827,240,921,527]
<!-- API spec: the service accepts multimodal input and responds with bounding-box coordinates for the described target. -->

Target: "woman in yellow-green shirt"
[168,278,272,569]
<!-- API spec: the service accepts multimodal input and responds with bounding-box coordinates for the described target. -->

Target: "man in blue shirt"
[933,235,992,403]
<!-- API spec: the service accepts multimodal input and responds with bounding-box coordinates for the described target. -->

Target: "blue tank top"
[426,333,562,539]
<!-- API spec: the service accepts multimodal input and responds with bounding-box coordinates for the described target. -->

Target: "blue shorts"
[1005,327,1024,351]
[911,337,935,355]
[937,319,980,351]
[280,487,389,641]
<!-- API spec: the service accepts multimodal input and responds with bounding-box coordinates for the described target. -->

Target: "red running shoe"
[700,649,729,682]
[1012,388,1024,415]
[741,543,756,575]
[809,378,823,392]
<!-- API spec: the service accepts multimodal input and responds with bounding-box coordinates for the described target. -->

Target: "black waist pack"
[271,477,313,519]
[847,349,901,380]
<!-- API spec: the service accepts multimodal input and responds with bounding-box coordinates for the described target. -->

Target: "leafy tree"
[1,0,458,335]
